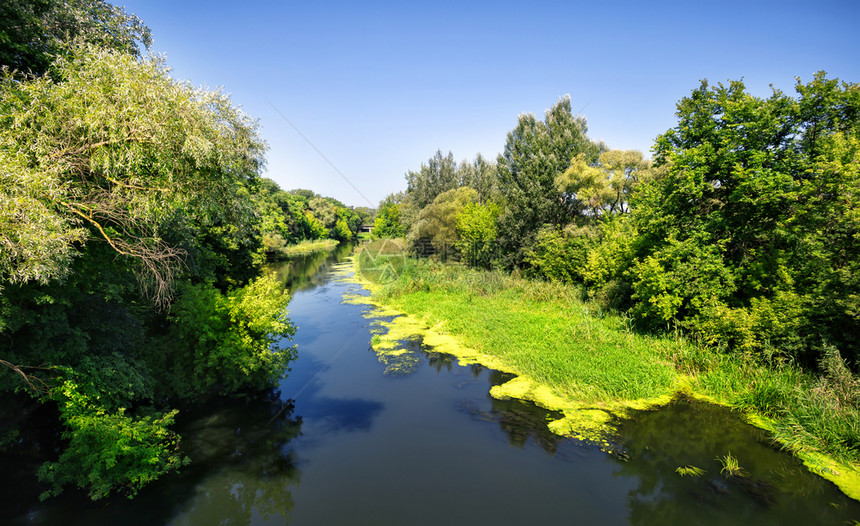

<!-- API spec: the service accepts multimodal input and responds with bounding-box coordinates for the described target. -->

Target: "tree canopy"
[0,20,299,500]
[1,45,265,303]
[629,73,860,366]
[0,0,151,75]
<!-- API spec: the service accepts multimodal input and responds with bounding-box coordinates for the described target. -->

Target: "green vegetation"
[717,452,746,478]
[0,1,363,501]
[279,239,339,257]
[363,258,677,403]
[675,465,706,477]
[356,247,860,498]
[256,181,364,260]
[367,74,860,496]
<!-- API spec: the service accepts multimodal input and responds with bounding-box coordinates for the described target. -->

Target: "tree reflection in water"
[268,242,352,293]
[611,396,860,526]
[164,390,303,526]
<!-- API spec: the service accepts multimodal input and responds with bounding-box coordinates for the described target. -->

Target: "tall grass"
[359,245,678,403]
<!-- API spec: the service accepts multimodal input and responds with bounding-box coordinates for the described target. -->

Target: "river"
[1,244,858,525]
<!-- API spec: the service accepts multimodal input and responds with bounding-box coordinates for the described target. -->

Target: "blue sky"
[121,0,860,208]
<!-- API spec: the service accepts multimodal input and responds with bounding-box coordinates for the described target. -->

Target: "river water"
[2,244,858,525]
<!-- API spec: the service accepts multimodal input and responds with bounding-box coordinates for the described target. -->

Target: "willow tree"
[0,45,265,304]
[0,45,281,499]
[556,149,654,217]
[0,0,151,75]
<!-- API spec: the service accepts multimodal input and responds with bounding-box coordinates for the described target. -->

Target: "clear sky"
[120,0,860,208]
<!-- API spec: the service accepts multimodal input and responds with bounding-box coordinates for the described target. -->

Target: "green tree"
[455,201,501,268]
[408,186,478,256]
[157,275,295,397]
[0,45,265,303]
[458,153,499,203]
[0,42,296,500]
[372,202,406,239]
[556,149,654,217]
[0,0,151,75]
[496,95,603,266]
[630,72,860,366]
[405,149,460,209]
[523,225,595,284]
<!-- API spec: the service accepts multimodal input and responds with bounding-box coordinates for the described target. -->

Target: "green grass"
[675,465,707,477]
[355,243,860,488]
[717,452,746,477]
[359,248,679,403]
[281,238,339,257]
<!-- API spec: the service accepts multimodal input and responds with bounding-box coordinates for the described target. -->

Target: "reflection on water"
[613,396,860,525]
[268,242,352,293]
[164,393,302,526]
[0,392,302,526]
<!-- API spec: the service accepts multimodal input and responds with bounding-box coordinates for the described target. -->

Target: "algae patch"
[348,259,671,444]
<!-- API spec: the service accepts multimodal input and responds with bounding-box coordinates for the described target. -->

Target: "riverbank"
[353,240,860,501]
[277,238,340,258]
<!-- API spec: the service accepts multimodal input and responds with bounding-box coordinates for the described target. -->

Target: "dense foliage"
[364,73,860,483]
[255,182,362,258]
[0,6,357,500]
[629,74,860,368]
[1,0,151,76]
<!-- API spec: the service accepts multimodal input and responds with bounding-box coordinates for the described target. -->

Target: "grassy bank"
[278,239,339,258]
[354,240,860,500]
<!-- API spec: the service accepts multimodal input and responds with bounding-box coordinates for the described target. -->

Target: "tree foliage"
[1,45,265,303]
[38,374,186,501]
[0,0,151,75]
[556,149,654,216]
[408,186,478,256]
[372,202,406,239]
[0,33,299,499]
[630,72,860,366]
[496,96,603,266]
[455,201,501,269]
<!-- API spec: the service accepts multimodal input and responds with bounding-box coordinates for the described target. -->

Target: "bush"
[38,376,186,500]
[523,226,593,284]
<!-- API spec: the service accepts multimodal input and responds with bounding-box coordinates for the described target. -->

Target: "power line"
[267,101,376,208]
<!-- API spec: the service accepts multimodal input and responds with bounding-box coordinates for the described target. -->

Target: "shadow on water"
[459,369,567,454]
[0,245,355,526]
[369,331,860,524]
[368,333,569,455]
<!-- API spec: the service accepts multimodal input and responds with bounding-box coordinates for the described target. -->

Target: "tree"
[0,45,265,303]
[459,153,499,203]
[408,187,478,256]
[556,149,654,217]
[405,150,460,209]
[0,0,151,75]
[456,200,501,268]
[0,42,295,500]
[372,202,406,238]
[495,96,602,266]
[629,72,860,366]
